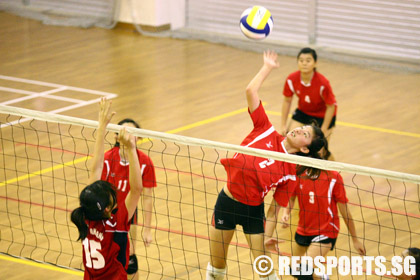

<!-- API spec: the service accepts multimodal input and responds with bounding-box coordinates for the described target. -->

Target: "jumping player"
[90,98,157,279]
[71,126,143,280]
[265,167,366,280]
[279,47,337,160]
[206,50,328,280]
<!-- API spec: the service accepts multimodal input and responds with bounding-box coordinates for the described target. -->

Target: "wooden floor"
[0,11,419,280]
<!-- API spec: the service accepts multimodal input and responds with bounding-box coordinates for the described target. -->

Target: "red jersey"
[277,171,348,238]
[101,147,156,205]
[82,203,130,280]
[221,102,297,206]
[283,71,337,118]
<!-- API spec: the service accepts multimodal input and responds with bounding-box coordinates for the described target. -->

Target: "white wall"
[118,0,185,30]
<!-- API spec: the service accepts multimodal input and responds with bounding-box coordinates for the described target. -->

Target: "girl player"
[265,165,366,280]
[206,51,328,280]
[71,126,143,280]
[90,98,157,278]
[279,48,337,160]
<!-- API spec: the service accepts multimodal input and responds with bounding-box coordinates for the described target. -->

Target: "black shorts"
[295,232,337,250]
[212,190,265,234]
[292,109,336,129]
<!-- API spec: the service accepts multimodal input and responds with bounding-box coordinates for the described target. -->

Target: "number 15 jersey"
[82,203,130,280]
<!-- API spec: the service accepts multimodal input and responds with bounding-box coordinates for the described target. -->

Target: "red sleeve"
[101,149,114,181]
[273,179,297,207]
[142,160,157,188]
[321,79,336,106]
[282,73,295,97]
[248,101,272,130]
[332,173,348,203]
[138,151,157,188]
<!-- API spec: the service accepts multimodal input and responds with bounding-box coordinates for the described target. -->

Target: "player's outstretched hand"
[98,97,115,129]
[263,50,280,69]
[117,127,136,150]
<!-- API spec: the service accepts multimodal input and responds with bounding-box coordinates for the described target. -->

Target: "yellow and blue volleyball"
[239,6,273,40]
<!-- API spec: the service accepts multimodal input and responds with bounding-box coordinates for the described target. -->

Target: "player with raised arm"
[89,98,157,279]
[71,123,143,279]
[206,51,328,280]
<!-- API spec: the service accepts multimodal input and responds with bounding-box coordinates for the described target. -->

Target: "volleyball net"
[0,104,419,279]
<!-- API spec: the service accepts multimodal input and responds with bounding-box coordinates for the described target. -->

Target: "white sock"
[206,262,226,280]
[259,273,279,280]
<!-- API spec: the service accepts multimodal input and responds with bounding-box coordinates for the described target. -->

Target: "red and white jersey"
[283,71,337,118]
[82,203,130,280]
[280,170,348,238]
[221,102,297,206]
[101,147,156,206]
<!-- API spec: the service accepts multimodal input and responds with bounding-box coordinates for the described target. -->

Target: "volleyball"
[239,6,273,40]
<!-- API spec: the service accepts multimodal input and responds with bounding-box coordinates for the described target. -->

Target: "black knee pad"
[290,264,313,280]
[126,254,138,274]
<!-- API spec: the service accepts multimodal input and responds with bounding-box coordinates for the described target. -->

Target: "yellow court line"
[265,110,420,138]
[0,157,88,187]
[336,121,420,138]
[0,254,83,276]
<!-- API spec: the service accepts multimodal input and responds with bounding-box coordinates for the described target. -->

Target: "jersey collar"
[280,139,289,154]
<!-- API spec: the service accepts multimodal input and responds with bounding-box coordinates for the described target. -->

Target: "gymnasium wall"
[1,0,419,71]
[184,0,420,68]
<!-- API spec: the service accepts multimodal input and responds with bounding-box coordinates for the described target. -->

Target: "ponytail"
[296,125,329,179]
[71,180,117,241]
[71,207,88,241]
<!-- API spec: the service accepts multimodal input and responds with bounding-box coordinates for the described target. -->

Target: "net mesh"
[0,104,419,279]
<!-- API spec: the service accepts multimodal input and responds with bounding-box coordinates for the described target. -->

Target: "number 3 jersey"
[278,170,348,238]
[220,102,297,207]
[83,203,130,280]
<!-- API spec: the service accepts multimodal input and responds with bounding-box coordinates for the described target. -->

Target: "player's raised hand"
[263,50,280,69]
[117,127,136,150]
[98,97,115,128]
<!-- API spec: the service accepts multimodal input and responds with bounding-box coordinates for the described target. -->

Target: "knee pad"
[126,254,138,275]
[291,264,313,280]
